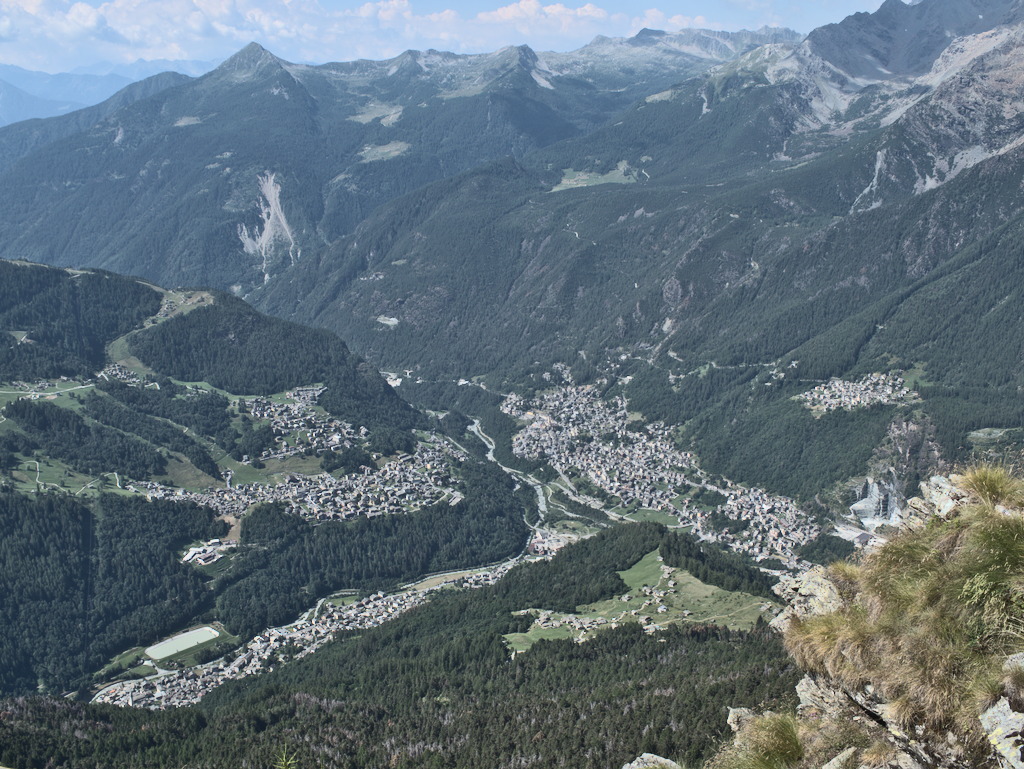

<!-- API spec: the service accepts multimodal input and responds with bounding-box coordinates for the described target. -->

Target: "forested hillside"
[0,493,224,693]
[0,261,160,380]
[126,292,421,433]
[0,525,798,769]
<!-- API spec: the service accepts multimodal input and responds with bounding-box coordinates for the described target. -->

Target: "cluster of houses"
[692,488,819,565]
[506,386,704,514]
[505,382,819,563]
[97,364,143,386]
[241,390,364,462]
[93,558,523,709]
[527,530,573,556]
[797,373,915,412]
[133,436,466,522]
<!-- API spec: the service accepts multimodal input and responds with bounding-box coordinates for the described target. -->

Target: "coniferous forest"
[0,526,799,769]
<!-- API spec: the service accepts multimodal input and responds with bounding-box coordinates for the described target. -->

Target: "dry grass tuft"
[783,472,1024,761]
[859,740,897,767]
[963,463,1024,508]
[707,713,804,769]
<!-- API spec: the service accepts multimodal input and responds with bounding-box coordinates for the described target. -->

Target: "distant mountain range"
[0,27,799,289]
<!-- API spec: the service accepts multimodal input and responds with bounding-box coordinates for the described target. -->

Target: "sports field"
[145,626,220,660]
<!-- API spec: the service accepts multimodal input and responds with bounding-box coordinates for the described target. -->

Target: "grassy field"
[548,519,603,537]
[402,567,491,592]
[160,454,223,491]
[503,549,776,653]
[263,454,324,476]
[625,508,681,527]
[550,162,637,192]
[196,554,235,578]
[504,624,575,652]
[326,594,359,608]
[8,457,101,496]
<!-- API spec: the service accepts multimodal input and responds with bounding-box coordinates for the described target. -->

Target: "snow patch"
[238,172,301,284]
[376,316,400,327]
[113,126,124,145]
[174,116,201,127]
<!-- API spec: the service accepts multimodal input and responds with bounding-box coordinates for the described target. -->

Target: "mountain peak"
[215,42,287,79]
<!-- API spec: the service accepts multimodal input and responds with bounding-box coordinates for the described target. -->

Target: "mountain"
[0,71,193,173]
[69,58,218,80]
[0,79,83,126]
[0,64,133,107]
[0,28,798,292]
[3,0,1024,503]
[245,0,1024,497]
[0,258,417,426]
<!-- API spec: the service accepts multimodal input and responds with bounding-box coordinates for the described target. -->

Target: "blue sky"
[0,0,888,73]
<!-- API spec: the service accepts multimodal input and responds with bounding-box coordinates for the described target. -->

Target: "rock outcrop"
[620,754,682,769]
[750,475,1024,769]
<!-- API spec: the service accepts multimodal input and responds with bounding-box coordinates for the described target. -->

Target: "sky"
[0,0,890,73]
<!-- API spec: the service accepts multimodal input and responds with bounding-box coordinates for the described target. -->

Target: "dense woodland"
[0,262,160,380]
[659,530,778,599]
[82,392,221,479]
[2,399,169,480]
[0,493,225,694]
[97,379,234,441]
[127,294,422,435]
[0,525,799,769]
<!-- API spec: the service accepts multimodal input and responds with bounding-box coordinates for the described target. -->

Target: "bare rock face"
[821,746,857,769]
[770,566,843,632]
[795,674,848,717]
[727,706,756,733]
[620,754,682,769]
[980,698,1024,769]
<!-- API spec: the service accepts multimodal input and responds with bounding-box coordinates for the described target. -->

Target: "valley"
[4,1,1024,765]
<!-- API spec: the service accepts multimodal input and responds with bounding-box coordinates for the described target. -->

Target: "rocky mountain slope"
[711,468,1024,769]
[252,0,1024,375]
